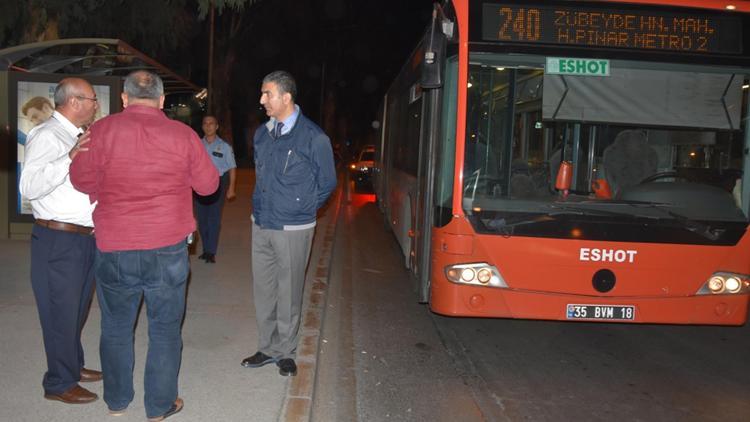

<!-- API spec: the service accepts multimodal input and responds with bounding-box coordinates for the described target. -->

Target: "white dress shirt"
[19,111,95,227]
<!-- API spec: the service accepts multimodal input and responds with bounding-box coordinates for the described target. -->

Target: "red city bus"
[374,0,750,325]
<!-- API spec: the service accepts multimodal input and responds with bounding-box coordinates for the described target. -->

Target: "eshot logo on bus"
[546,57,610,76]
[579,248,637,263]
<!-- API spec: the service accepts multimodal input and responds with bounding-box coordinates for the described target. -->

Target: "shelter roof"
[0,38,201,95]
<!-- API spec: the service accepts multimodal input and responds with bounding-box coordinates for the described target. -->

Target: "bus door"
[375,96,389,215]
[413,87,442,302]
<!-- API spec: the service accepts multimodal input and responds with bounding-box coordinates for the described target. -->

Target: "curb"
[279,181,343,422]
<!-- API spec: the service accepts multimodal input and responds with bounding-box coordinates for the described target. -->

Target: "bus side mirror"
[420,24,447,89]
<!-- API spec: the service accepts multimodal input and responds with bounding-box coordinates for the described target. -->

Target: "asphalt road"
[313,180,750,422]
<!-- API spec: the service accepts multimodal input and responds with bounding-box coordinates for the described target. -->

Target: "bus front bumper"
[429,282,749,326]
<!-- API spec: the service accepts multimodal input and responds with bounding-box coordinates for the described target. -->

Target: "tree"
[1,0,258,150]
[2,1,194,55]
[196,0,263,144]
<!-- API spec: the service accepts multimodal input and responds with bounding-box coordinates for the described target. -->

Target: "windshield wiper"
[482,205,640,234]
[609,201,725,241]
[554,202,723,240]
[484,214,557,232]
[663,210,723,241]
[548,203,661,219]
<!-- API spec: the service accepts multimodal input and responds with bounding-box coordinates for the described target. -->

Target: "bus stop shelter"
[0,38,204,239]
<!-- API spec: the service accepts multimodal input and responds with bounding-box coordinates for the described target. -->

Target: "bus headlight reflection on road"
[445,263,507,288]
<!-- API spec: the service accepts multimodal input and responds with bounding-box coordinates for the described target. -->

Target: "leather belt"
[35,219,94,236]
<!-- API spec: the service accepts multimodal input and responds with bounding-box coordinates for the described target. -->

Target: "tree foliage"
[195,0,253,19]
[0,0,256,54]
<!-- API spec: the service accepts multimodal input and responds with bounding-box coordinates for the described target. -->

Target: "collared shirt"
[268,105,300,137]
[202,136,237,176]
[19,111,95,227]
[70,105,219,252]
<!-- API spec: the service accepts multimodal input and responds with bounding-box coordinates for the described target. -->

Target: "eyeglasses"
[76,95,98,103]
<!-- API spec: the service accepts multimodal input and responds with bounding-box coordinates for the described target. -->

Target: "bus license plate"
[566,304,635,321]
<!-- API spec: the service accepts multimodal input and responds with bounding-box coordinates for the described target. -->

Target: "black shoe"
[206,253,215,263]
[277,358,297,376]
[241,352,276,368]
[198,252,208,260]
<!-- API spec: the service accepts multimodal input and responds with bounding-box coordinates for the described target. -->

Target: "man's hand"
[226,188,236,201]
[69,130,92,160]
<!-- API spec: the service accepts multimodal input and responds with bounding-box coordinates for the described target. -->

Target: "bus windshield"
[463,54,749,241]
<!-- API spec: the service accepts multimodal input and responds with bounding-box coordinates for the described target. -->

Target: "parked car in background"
[350,145,375,188]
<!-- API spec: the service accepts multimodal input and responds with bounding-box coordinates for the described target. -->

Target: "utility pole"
[318,61,326,125]
[207,0,215,113]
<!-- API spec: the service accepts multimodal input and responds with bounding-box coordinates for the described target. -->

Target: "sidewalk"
[0,168,338,422]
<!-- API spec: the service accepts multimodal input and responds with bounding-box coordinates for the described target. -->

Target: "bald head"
[54,77,99,128]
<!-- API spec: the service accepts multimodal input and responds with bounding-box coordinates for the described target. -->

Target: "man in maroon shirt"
[70,70,218,421]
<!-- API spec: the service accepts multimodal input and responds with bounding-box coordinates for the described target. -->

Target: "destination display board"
[481,3,743,54]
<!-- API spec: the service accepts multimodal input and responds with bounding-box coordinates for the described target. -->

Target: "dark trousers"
[195,172,228,255]
[30,225,96,394]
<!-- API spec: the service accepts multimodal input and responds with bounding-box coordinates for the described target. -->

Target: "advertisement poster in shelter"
[16,81,111,214]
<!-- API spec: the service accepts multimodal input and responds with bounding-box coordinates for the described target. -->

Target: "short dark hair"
[124,70,164,99]
[262,70,297,102]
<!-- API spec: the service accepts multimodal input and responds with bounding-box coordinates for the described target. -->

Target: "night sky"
[0,0,435,159]
[188,0,434,159]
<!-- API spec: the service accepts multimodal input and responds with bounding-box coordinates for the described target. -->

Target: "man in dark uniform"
[195,115,236,263]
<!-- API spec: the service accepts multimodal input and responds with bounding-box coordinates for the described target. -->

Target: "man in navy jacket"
[242,70,336,376]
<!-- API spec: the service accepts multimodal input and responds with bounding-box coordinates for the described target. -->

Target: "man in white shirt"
[19,77,101,404]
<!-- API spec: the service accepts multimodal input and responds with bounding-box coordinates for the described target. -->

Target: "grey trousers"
[251,223,314,359]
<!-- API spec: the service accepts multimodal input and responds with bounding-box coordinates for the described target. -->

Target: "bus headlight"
[696,272,750,295]
[477,268,492,284]
[445,263,507,288]
[460,268,476,282]
[725,277,742,293]
[708,276,724,293]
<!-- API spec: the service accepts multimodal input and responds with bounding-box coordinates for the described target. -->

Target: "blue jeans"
[95,241,188,418]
